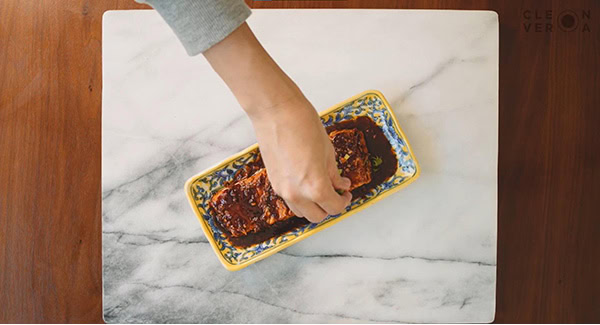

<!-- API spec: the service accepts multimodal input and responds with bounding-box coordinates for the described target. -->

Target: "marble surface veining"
[102,9,498,323]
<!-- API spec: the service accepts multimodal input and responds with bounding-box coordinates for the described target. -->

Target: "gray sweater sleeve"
[136,0,251,56]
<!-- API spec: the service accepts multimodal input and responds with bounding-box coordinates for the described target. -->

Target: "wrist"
[242,84,306,122]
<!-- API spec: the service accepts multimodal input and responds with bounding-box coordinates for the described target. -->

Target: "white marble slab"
[102,9,498,323]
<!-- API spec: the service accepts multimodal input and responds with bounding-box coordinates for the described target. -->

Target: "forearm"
[203,23,304,120]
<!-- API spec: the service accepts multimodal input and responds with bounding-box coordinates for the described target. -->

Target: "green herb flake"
[371,156,383,172]
[371,156,383,167]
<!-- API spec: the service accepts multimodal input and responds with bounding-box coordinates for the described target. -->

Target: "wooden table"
[1,0,598,323]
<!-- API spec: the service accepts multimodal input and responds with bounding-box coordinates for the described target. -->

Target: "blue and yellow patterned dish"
[184,90,420,271]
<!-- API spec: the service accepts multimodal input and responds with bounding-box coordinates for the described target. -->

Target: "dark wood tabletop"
[1,0,598,323]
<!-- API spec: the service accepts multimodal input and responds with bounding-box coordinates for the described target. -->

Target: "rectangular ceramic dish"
[185,90,420,271]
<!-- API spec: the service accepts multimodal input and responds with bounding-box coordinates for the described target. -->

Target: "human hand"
[203,23,351,222]
[249,94,352,223]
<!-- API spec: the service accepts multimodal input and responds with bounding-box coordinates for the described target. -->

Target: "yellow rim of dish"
[184,89,421,271]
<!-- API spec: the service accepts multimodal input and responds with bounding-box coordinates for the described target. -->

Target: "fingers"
[285,200,304,219]
[332,174,352,191]
[282,188,351,223]
[294,199,329,223]
[340,190,352,204]
[309,182,352,217]
[329,155,351,191]
[277,186,328,223]
[276,159,353,223]
[279,176,353,223]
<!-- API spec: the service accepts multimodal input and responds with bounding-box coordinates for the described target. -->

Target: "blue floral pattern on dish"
[188,92,418,266]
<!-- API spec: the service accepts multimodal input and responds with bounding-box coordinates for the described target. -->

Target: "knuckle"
[279,187,301,202]
[308,182,330,201]
[310,190,327,202]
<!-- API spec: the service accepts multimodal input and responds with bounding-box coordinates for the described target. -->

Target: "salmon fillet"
[329,128,372,190]
[210,169,294,237]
